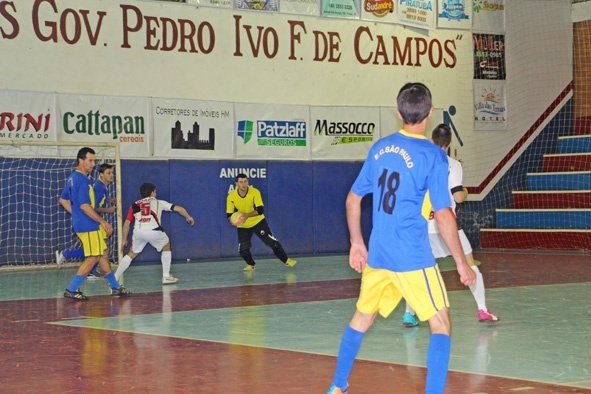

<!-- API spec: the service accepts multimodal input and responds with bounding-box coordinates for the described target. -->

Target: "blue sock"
[66,275,86,292]
[426,333,451,394]
[331,326,365,390]
[104,272,120,289]
[64,249,85,260]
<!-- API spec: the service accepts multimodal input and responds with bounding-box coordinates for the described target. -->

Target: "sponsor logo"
[438,0,469,21]
[364,0,394,17]
[313,119,375,145]
[237,120,307,147]
[171,120,214,150]
[474,88,506,122]
[62,111,145,142]
[473,0,505,13]
[0,112,51,140]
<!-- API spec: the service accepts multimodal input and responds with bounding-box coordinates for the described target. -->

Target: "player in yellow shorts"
[326,83,475,394]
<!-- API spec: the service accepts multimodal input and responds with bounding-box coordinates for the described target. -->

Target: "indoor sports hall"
[1,0,591,393]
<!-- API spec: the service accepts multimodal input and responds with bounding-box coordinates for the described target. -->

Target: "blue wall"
[119,160,369,263]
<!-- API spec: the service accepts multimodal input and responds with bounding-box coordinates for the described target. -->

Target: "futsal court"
[0,251,590,393]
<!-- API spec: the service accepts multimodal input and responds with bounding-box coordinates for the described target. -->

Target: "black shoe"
[87,271,103,280]
[111,286,130,297]
[64,289,88,300]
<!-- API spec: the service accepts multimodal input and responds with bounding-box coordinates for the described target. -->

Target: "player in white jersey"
[115,182,194,284]
[403,124,499,327]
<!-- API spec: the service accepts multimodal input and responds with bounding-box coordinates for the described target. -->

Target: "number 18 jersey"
[351,130,451,272]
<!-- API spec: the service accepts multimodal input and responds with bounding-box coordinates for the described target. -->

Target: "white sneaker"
[162,275,179,285]
[55,251,65,270]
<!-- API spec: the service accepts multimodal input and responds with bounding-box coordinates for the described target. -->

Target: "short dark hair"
[236,173,248,182]
[140,182,156,198]
[76,147,95,162]
[431,123,452,148]
[397,83,432,125]
[98,163,114,174]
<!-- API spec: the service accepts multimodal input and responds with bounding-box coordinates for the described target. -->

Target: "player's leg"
[115,251,138,282]
[252,220,296,266]
[115,233,145,281]
[64,231,102,300]
[459,230,499,322]
[405,265,451,394]
[238,228,256,270]
[328,266,401,394]
[159,242,176,284]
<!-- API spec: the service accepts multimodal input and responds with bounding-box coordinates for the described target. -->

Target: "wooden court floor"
[0,251,590,393]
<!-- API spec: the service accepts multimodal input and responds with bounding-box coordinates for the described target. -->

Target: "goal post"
[0,141,122,268]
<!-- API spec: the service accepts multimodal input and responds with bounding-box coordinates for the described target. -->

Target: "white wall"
[0,0,573,197]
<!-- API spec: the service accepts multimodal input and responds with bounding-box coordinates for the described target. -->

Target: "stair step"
[513,190,591,208]
[557,135,591,153]
[542,153,591,172]
[480,228,591,250]
[496,208,591,229]
[527,171,591,190]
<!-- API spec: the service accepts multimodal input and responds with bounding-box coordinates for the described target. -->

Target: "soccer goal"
[0,141,122,269]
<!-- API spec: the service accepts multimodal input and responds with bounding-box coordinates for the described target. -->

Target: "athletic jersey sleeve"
[60,182,70,200]
[159,199,174,212]
[226,190,236,214]
[252,188,264,208]
[125,205,135,222]
[351,153,373,197]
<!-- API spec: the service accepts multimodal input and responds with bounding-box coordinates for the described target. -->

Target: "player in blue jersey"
[56,163,117,279]
[326,83,476,394]
[59,147,129,300]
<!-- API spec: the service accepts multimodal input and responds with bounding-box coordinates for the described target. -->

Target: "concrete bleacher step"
[542,153,591,172]
[526,171,591,190]
[512,190,591,208]
[557,134,591,153]
[480,228,591,250]
[496,208,591,229]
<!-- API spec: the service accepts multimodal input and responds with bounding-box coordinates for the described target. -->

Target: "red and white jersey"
[428,156,462,234]
[126,197,174,232]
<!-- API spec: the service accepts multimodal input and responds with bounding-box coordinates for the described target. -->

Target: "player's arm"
[434,207,475,286]
[96,205,116,214]
[80,203,113,236]
[120,219,132,252]
[173,205,195,226]
[452,186,468,204]
[346,190,368,273]
[58,197,72,214]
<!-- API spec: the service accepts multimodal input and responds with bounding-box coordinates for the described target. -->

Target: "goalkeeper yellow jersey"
[226,186,265,228]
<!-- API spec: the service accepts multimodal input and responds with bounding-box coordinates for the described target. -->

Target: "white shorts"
[131,230,170,254]
[429,229,473,258]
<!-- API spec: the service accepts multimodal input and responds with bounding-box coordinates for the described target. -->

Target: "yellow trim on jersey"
[422,190,433,221]
[356,264,449,321]
[226,186,265,228]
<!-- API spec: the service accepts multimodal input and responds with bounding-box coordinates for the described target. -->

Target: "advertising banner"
[153,98,234,159]
[472,0,505,33]
[234,103,310,159]
[310,106,379,160]
[322,0,360,18]
[360,0,397,23]
[58,93,150,158]
[437,0,472,30]
[0,90,56,142]
[234,0,279,11]
[474,81,507,131]
[397,0,437,30]
[473,33,506,80]
[187,0,233,8]
[280,0,321,15]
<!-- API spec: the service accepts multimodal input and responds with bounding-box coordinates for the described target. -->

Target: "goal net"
[0,141,122,268]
